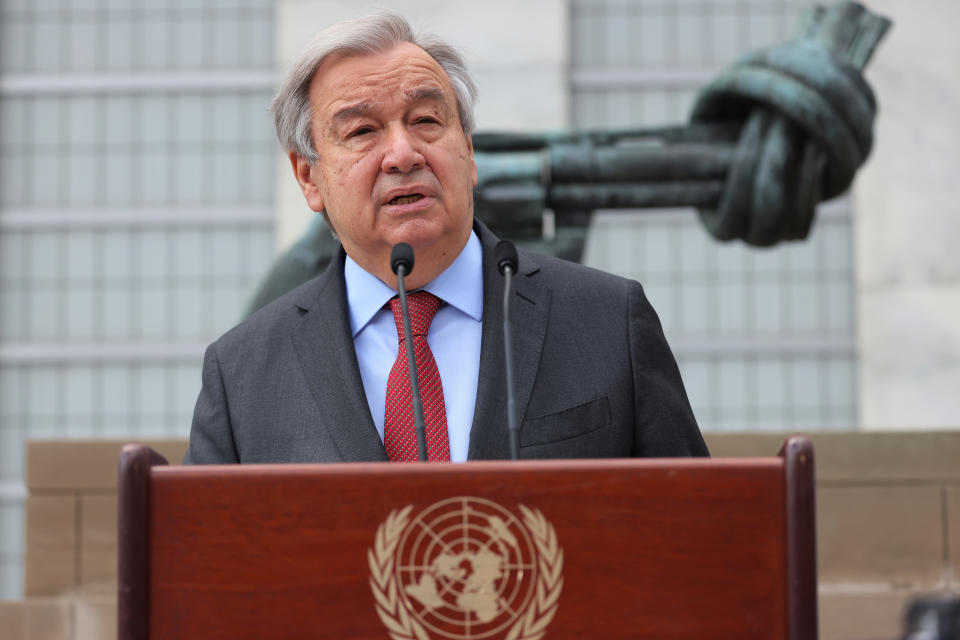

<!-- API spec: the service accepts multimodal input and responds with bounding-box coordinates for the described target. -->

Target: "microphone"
[390,242,414,276]
[390,243,428,462]
[495,240,520,460]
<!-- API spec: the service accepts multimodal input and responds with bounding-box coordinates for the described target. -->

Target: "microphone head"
[495,240,518,275]
[390,243,414,275]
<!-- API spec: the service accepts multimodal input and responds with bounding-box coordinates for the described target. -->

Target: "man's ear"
[466,135,478,188]
[288,151,325,212]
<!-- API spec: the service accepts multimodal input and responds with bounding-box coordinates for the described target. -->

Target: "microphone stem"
[397,267,428,462]
[503,266,519,460]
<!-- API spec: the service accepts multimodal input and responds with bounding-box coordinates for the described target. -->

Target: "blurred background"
[0,0,956,619]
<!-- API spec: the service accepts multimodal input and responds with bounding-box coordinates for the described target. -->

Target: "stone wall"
[709,433,960,638]
[1,441,187,640]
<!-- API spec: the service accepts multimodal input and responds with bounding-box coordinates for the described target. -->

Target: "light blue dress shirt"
[345,231,483,462]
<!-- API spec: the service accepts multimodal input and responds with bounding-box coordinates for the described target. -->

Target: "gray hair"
[271,12,479,164]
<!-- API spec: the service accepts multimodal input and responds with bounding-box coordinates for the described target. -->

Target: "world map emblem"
[368,497,564,640]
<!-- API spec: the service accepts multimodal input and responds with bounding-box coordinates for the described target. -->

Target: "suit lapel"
[289,249,388,462]
[468,223,551,459]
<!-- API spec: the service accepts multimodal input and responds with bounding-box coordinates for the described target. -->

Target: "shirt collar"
[344,230,484,337]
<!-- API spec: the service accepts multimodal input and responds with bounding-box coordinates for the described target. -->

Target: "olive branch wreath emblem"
[368,503,564,640]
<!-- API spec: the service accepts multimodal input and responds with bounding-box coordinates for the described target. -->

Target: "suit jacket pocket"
[519,397,612,447]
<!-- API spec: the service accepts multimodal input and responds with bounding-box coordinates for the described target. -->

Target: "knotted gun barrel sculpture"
[245,1,890,315]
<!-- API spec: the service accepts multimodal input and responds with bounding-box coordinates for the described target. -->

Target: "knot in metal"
[690,1,890,246]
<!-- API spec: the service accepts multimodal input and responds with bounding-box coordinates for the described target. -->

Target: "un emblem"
[368,497,564,640]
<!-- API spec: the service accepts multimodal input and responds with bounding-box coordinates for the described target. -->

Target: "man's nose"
[380,127,425,174]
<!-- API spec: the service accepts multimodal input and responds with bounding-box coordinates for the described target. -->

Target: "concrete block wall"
[2,434,958,640]
[3,441,188,640]
[708,433,960,639]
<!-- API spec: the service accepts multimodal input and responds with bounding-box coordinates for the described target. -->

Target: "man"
[185,13,707,464]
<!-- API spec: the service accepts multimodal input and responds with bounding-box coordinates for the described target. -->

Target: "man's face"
[292,42,477,287]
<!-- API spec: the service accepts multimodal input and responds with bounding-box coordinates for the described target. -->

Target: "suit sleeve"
[628,281,709,457]
[183,341,240,464]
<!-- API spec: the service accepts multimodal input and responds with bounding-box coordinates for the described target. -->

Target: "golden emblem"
[369,497,564,640]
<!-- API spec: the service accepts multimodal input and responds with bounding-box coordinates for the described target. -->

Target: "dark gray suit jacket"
[185,221,707,463]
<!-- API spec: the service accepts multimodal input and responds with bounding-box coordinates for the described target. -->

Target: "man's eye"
[348,126,374,138]
[415,116,440,125]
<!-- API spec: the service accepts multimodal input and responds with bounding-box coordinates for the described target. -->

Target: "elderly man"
[185,13,707,464]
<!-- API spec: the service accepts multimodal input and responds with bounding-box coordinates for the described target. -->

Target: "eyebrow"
[330,87,449,124]
[332,102,378,124]
[405,86,447,104]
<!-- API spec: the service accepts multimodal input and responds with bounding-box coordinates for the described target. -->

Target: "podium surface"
[119,438,815,640]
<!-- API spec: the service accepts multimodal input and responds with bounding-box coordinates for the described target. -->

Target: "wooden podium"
[118,437,816,640]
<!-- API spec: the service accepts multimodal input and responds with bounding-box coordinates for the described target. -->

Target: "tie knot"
[390,290,441,339]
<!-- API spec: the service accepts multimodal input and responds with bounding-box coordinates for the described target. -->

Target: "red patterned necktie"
[384,291,451,462]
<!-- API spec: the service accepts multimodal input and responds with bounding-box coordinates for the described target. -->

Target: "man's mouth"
[388,194,425,206]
